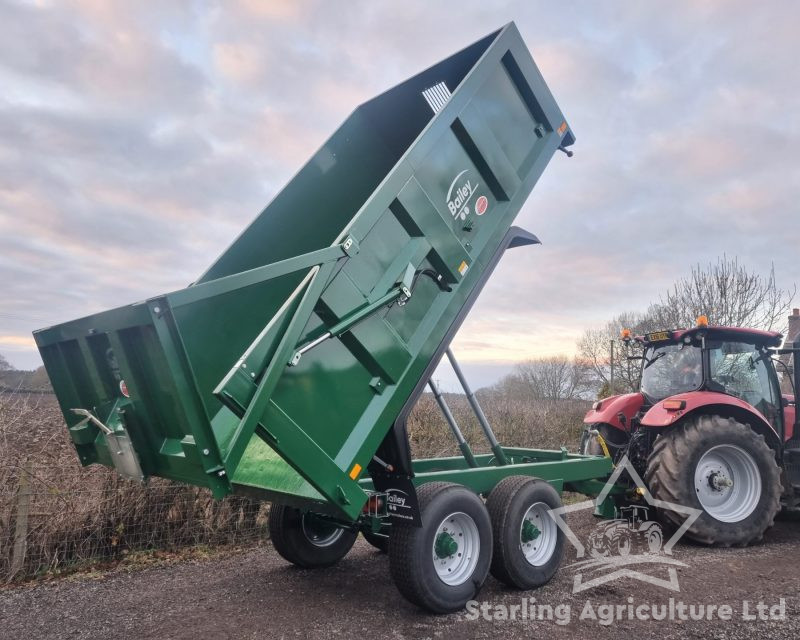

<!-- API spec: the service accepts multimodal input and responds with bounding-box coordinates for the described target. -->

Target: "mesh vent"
[422,82,451,114]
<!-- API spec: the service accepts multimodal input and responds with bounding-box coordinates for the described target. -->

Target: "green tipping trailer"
[34,23,612,613]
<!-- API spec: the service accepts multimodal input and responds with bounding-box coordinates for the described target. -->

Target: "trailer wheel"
[388,482,492,614]
[486,476,565,589]
[268,504,357,568]
[645,416,781,546]
[362,530,389,553]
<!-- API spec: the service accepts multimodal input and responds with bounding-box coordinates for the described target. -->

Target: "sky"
[1,0,798,391]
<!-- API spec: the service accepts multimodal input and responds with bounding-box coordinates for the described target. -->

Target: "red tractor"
[581,318,800,546]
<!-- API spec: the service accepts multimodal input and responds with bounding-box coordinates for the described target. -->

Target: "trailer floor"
[2,510,798,639]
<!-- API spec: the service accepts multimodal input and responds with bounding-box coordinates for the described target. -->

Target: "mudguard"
[583,392,644,433]
[640,391,782,448]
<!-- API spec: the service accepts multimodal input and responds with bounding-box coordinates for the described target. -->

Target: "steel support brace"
[170,244,348,309]
[222,262,338,475]
[428,379,478,467]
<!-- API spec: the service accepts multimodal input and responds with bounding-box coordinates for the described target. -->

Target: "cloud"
[0,0,798,386]
[213,42,265,85]
[0,1,207,114]
[0,335,36,348]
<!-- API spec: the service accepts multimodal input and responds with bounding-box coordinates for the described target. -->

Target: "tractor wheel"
[588,529,611,558]
[645,416,781,546]
[362,530,389,553]
[388,482,492,614]
[486,476,565,590]
[641,521,663,554]
[580,423,628,460]
[268,504,357,568]
[610,528,633,556]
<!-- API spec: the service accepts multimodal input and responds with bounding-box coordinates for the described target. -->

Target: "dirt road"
[2,510,798,640]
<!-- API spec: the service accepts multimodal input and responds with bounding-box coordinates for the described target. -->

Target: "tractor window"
[709,342,781,426]
[640,344,702,401]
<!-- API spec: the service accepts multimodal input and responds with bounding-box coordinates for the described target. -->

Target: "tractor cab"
[617,504,649,526]
[636,322,786,436]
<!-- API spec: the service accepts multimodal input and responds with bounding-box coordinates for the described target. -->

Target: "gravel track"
[2,510,798,639]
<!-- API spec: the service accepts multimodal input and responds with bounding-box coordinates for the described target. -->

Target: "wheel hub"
[301,513,345,547]
[693,444,761,523]
[519,502,557,567]
[521,519,541,544]
[432,512,480,586]
[434,531,459,558]
[708,470,733,491]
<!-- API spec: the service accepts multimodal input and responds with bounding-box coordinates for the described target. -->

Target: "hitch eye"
[663,399,686,411]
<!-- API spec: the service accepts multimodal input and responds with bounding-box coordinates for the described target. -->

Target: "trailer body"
[34,24,605,525]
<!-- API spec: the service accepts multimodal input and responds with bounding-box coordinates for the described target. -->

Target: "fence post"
[9,460,32,580]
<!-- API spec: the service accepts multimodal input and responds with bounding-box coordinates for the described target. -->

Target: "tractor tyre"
[269,504,357,568]
[609,527,633,556]
[388,482,492,614]
[645,416,781,546]
[486,476,565,590]
[640,521,663,554]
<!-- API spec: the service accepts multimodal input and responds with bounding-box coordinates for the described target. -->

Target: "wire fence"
[0,392,271,582]
[0,388,586,583]
[0,464,269,582]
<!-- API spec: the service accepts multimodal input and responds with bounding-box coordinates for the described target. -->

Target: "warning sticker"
[458,261,469,275]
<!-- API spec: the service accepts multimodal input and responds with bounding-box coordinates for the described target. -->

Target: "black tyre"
[641,522,663,554]
[362,530,389,553]
[645,416,781,546]
[611,528,632,556]
[389,482,492,614]
[269,504,357,568]
[580,422,628,461]
[486,476,565,589]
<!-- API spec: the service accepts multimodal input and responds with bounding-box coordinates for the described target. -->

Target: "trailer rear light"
[620,328,632,341]
[696,315,709,328]
[662,400,686,411]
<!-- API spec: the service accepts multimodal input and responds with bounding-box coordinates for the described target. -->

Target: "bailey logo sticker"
[385,488,415,521]
[548,455,702,593]
[446,169,480,220]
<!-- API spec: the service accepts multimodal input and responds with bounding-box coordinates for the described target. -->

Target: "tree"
[494,356,592,402]
[647,256,795,332]
[576,311,659,396]
[576,257,795,398]
[0,353,11,372]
